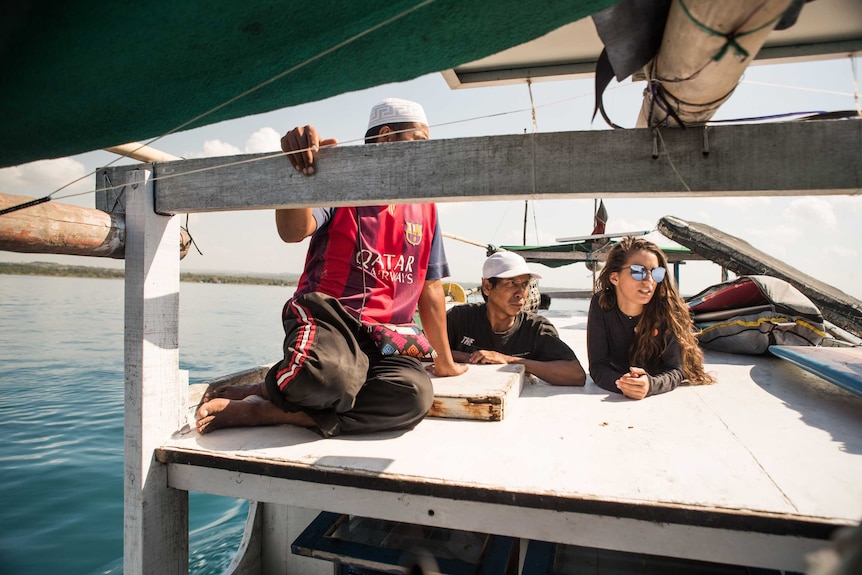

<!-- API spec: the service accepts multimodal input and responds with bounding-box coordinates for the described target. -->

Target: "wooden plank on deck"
[428,364,523,421]
[159,313,862,572]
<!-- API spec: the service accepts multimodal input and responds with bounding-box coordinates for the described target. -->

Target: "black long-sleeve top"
[586,293,685,397]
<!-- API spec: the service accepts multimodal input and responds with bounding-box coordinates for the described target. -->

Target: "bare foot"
[203,381,266,403]
[196,395,315,434]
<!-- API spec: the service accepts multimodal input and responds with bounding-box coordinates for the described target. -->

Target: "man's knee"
[395,365,434,422]
[414,373,434,415]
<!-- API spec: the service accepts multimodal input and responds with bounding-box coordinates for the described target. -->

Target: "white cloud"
[743,224,804,260]
[783,197,838,227]
[808,243,858,295]
[826,195,862,214]
[203,139,243,157]
[190,139,242,158]
[823,244,857,259]
[0,157,89,199]
[245,128,281,153]
[606,217,655,235]
[703,197,771,210]
[182,129,279,160]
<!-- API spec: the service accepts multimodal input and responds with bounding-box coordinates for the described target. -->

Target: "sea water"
[0,274,590,574]
[0,275,289,575]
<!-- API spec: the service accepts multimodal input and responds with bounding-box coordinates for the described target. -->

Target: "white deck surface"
[160,310,862,571]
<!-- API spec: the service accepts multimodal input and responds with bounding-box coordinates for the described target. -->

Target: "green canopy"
[1,0,618,168]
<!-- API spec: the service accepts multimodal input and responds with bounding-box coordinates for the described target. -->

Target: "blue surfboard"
[769,345,862,398]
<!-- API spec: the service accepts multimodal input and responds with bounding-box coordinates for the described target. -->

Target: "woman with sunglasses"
[587,236,715,400]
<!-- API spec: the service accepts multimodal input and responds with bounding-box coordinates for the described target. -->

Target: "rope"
[181,214,203,256]
[158,0,436,145]
[649,80,739,128]
[65,124,439,198]
[9,54,856,216]
[0,195,51,217]
[677,0,784,62]
[2,0,437,216]
[741,80,854,98]
[526,79,539,244]
[23,98,856,206]
[654,127,692,193]
[706,110,828,123]
[851,55,862,117]
[642,0,789,127]
[24,84,610,206]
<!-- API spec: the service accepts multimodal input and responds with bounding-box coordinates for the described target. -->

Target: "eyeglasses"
[627,264,666,283]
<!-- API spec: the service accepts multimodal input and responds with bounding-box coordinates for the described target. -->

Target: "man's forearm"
[517,358,586,387]
[450,350,471,363]
[418,280,461,374]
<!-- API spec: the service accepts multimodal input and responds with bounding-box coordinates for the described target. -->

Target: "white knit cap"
[367,98,428,130]
[482,251,542,279]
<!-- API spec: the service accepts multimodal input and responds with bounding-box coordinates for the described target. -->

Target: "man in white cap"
[446,251,586,386]
[196,98,467,438]
[280,97,430,176]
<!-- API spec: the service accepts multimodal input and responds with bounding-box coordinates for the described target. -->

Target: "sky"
[1,54,860,300]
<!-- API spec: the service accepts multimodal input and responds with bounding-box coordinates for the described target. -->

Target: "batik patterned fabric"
[364,321,434,358]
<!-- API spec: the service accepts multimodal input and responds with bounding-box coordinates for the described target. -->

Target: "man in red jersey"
[197,98,466,437]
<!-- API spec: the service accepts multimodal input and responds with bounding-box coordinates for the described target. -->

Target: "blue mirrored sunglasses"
[627,264,666,283]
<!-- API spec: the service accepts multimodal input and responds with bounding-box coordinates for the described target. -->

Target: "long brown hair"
[595,237,714,386]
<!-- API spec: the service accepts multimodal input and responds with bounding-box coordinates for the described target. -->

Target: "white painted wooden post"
[123,167,188,575]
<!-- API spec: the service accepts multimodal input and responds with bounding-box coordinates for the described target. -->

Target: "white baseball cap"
[482,251,542,279]
[367,98,428,131]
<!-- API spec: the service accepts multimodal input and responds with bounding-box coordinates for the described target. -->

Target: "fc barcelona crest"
[404,221,423,246]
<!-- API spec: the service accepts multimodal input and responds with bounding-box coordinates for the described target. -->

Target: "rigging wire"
[851,55,862,117]
[2,0,437,216]
[526,79,539,246]
[6,57,860,214]
[654,127,692,193]
[9,82,626,207]
[741,79,855,98]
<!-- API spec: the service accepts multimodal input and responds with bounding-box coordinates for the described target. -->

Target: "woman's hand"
[616,366,649,400]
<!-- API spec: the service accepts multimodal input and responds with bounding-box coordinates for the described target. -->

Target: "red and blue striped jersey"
[293,204,449,324]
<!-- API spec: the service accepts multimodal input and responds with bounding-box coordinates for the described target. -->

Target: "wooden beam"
[0,192,192,259]
[164,465,824,573]
[104,142,181,163]
[96,120,860,215]
[0,192,124,257]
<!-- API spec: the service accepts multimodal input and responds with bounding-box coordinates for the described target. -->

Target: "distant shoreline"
[0,262,300,287]
[1,262,587,295]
